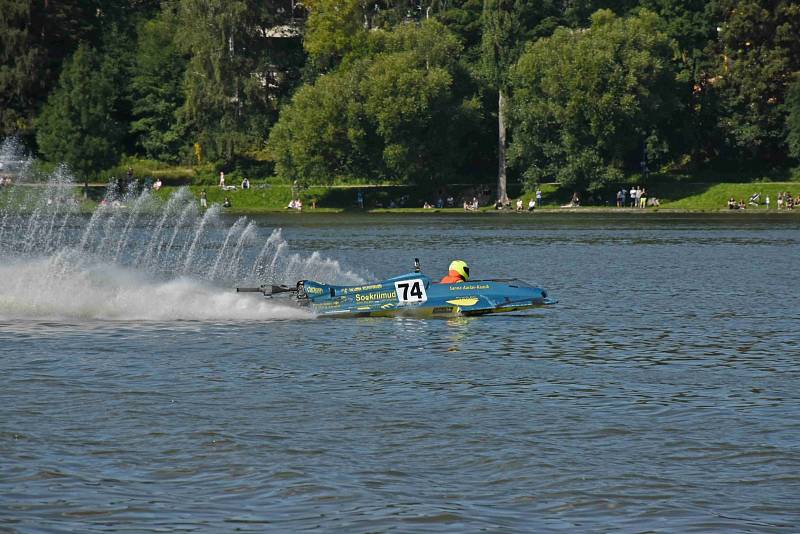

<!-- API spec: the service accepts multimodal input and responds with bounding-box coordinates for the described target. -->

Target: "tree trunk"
[497,88,508,204]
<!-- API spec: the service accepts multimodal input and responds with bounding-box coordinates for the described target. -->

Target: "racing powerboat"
[237,259,556,317]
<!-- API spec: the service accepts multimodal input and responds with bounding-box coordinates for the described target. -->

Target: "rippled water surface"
[2,213,800,532]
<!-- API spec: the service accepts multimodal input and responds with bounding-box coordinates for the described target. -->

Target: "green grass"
[150,182,511,213]
[656,182,796,210]
[5,176,797,215]
[97,180,800,213]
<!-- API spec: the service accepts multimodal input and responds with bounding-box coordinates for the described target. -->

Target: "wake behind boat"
[237,259,556,317]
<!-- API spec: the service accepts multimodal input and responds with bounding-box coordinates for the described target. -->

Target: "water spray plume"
[0,138,363,321]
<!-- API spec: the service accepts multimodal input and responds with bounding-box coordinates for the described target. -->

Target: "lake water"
[2,207,800,532]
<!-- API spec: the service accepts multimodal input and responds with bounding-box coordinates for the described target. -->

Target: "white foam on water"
[0,255,312,322]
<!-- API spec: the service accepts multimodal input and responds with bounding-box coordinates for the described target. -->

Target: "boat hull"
[301,273,555,318]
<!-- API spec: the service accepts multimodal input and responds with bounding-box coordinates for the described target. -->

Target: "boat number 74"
[394,279,428,304]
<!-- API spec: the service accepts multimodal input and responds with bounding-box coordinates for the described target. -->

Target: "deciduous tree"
[509,9,680,191]
[711,0,800,162]
[269,20,481,184]
[785,75,800,161]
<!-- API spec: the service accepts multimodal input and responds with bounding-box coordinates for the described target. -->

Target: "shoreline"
[3,182,799,216]
[219,206,800,215]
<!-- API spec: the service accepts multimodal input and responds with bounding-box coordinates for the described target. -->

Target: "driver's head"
[449,260,469,281]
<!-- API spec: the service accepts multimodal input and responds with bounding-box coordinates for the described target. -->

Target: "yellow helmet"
[449,260,469,281]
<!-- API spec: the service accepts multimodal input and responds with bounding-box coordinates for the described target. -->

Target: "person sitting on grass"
[223,197,231,208]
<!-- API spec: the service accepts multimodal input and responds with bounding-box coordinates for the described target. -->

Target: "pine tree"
[36,45,123,189]
[0,0,104,137]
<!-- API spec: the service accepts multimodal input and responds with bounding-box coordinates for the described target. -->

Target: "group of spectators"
[727,191,797,210]
[616,186,658,208]
[776,191,796,210]
[727,197,750,210]
[0,176,12,186]
[423,195,454,209]
[218,171,250,191]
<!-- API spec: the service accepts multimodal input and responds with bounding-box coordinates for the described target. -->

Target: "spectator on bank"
[536,188,543,206]
[562,192,580,208]
[516,199,523,211]
[639,188,647,208]
[241,177,250,190]
[200,190,207,208]
[218,171,225,188]
[616,189,623,207]
[766,195,770,208]
[153,178,162,191]
[223,197,231,208]
[528,198,536,211]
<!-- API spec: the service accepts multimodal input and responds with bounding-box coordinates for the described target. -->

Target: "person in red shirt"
[440,260,469,284]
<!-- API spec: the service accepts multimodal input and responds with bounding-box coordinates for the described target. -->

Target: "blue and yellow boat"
[237,260,556,318]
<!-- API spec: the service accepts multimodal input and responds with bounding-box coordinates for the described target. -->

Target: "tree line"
[1,0,799,195]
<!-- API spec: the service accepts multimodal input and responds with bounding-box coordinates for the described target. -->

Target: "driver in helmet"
[440,260,469,284]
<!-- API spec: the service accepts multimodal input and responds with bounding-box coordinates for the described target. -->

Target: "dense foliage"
[1,0,799,191]
[509,10,680,190]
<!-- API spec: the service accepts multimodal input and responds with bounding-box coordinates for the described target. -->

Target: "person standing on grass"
[200,190,207,208]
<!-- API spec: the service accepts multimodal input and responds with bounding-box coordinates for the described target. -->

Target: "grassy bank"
[4,179,798,215]
[144,181,798,214]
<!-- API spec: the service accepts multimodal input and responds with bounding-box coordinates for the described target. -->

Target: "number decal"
[395,279,427,304]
